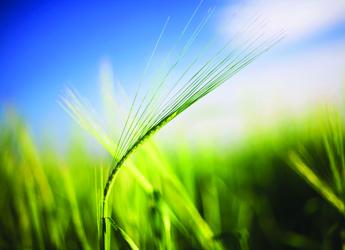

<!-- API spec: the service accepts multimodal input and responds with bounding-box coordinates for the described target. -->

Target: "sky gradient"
[1,0,345,145]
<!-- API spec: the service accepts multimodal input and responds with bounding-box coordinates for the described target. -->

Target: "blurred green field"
[2,0,345,249]
[1,105,344,250]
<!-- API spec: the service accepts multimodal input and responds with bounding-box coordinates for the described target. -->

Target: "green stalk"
[100,112,177,250]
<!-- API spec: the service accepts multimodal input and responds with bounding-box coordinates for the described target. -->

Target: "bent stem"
[100,113,176,250]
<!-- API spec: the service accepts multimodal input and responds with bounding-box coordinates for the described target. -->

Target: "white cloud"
[218,0,345,44]
[157,40,345,144]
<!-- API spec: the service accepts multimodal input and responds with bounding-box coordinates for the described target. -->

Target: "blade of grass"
[288,151,344,215]
[106,217,139,250]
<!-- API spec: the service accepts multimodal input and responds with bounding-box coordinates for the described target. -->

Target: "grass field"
[1,3,344,249]
[1,104,344,250]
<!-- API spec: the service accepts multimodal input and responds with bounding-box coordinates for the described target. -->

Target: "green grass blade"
[288,151,344,215]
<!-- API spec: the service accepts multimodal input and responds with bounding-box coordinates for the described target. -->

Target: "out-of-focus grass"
[1,105,344,249]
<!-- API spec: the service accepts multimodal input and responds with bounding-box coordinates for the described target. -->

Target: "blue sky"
[1,0,345,144]
[0,0,226,129]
